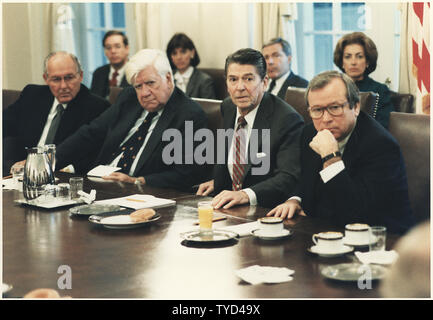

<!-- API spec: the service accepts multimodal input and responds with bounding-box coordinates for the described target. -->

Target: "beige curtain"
[252,3,296,49]
[133,3,251,68]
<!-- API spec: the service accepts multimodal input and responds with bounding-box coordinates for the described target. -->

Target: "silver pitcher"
[23,146,55,200]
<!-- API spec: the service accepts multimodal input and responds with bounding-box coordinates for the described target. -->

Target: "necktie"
[232,116,247,191]
[268,79,276,93]
[116,112,158,174]
[45,104,65,144]
[109,70,119,87]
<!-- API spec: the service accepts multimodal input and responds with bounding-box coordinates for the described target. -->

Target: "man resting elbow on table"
[55,49,207,191]
[267,71,414,234]
[196,48,304,209]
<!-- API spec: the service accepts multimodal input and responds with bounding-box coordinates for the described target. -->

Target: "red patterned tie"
[109,71,118,87]
[232,116,247,191]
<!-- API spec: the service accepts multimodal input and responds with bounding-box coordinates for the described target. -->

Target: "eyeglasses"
[47,73,79,84]
[308,101,349,119]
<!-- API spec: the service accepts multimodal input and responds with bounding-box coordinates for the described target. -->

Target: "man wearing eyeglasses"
[262,38,308,99]
[90,30,130,99]
[267,70,414,233]
[55,49,207,191]
[3,51,110,173]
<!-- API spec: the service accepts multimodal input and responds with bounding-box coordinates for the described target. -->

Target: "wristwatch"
[321,151,342,163]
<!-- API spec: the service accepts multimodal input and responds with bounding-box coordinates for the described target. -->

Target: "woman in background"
[166,33,216,99]
[334,32,394,128]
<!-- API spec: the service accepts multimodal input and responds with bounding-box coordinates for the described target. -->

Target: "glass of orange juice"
[198,201,213,234]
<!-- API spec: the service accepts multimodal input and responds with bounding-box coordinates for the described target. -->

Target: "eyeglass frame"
[307,101,351,119]
[46,72,81,85]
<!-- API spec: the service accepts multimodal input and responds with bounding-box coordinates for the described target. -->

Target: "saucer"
[251,229,293,240]
[343,236,377,247]
[308,245,354,257]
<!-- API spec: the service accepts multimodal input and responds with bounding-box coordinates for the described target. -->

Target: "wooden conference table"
[3,172,399,299]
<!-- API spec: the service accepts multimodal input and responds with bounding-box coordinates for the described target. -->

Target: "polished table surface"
[3,172,399,299]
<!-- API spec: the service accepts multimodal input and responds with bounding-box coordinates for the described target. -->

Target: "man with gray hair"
[267,70,414,233]
[56,49,207,190]
[3,51,110,173]
[262,37,308,99]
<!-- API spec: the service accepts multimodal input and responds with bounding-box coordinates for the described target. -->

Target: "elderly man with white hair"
[56,49,208,190]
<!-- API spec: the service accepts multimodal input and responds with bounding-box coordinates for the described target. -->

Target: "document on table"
[87,165,121,177]
[95,194,176,210]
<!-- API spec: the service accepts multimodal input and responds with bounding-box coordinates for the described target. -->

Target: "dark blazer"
[298,111,414,234]
[355,76,394,129]
[176,68,217,99]
[276,72,309,100]
[3,84,110,166]
[56,87,208,191]
[213,92,304,208]
[90,64,129,99]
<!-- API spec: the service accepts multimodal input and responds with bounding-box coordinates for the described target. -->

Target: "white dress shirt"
[37,98,67,146]
[227,105,261,206]
[270,70,291,96]
[174,66,194,93]
[109,109,163,176]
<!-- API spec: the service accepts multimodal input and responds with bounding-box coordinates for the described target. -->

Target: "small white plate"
[343,236,377,247]
[251,229,293,240]
[308,245,354,257]
[89,212,160,229]
[2,283,13,294]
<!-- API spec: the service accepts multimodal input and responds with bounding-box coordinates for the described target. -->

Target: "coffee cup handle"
[312,234,319,245]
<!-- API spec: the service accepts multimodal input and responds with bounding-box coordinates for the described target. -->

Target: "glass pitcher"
[23,146,55,200]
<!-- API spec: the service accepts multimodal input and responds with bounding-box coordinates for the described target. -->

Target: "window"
[294,2,366,80]
[71,3,134,87]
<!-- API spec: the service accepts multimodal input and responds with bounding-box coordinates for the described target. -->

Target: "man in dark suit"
[3,51,110,173]
[262,38,308,99]
[196,48,304,209]
[90,30,130,99]
[267,71,414,234]
[56,49,208,191]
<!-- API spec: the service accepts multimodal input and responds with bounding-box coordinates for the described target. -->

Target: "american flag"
[410,2,430,114]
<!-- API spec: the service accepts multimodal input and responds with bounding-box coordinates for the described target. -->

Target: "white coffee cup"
[312,231,344,252]
[345,223,370,244]
[258,217,284,235]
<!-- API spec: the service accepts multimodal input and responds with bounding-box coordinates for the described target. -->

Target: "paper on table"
[355,250,399,265]
[220,221,259,237]
[95,194,176,210]
[87,165,121,177]
[2,178,21,191]
[235,265,295,285]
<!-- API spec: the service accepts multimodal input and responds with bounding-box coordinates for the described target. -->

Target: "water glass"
[198,201,213,234]
[369,226,387,251]
[57,183,70,200]
[11,163,24,188]
[44,144,56,174]
[69,177,83,201]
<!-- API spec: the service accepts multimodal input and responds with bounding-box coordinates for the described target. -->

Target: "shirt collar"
[235,99,261,129]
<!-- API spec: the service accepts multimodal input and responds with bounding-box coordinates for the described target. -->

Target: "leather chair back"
[198,68,228,101]
[2,89,21,110]
[192,98,223,136]
[389,91,414,113]
[284,87,378,123]
[108,86,123,105]
[388,112,430,223]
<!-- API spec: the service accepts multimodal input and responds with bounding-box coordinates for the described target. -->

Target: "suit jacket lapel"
[186,69,198,97]
[244,93,273,176]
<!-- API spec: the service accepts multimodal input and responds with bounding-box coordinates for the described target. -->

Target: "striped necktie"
[232,116,247,191]
[116,112,158,174]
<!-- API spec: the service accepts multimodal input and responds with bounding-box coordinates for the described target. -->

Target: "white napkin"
[87,165,121,177]
[2,178,21,191]
[78,190,96,204]
[355,250,399,265]
[235,265,295,285]
[221,221,259,237]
